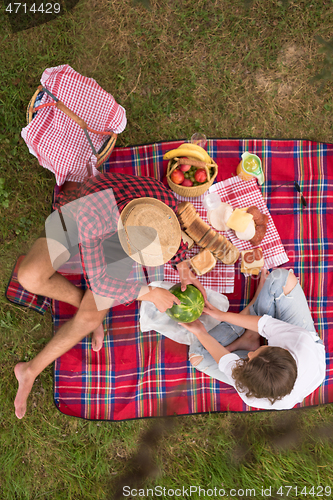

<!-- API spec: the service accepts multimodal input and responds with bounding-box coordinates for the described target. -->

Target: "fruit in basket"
[181,179,193,187]
[171,169,185,185]
[179,159,191,172]
[166,284,205,323]
[178,143,211,163]
[194,169,207,183]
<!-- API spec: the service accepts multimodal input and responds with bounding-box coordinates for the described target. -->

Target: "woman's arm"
[203,305,261,333]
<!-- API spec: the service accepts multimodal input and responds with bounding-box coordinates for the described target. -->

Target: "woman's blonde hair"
[231,347,297,404]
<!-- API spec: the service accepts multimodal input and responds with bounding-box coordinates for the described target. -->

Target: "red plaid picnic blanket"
[53,139,333,419]
[21,65,127,186]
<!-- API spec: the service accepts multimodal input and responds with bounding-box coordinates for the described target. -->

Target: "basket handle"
[169,159,181,175]
[31,86,114,136]
[178,158,206,168]
[178,158,211,181]
[201,163,211,181]
[55,100,87,130]
[169,159,212,181]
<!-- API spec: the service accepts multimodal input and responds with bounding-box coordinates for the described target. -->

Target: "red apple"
[194,169,207,183]
[179,158,191,172]
[181,179,193,187]
[171,169,185,185]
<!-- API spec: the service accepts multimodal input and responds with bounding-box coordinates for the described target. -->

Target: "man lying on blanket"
[14,173,207,419]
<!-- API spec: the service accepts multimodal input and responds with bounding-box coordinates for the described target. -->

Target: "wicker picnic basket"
[26,86,117,168]
[166,157,218,197]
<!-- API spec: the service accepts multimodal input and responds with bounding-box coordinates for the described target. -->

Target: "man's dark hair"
[232,347,298,404]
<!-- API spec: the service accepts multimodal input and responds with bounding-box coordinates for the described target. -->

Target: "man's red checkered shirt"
[53,173,188,304]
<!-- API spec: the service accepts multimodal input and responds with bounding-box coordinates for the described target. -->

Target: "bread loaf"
[177,203,239,265]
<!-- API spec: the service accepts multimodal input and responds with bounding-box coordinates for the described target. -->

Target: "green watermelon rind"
[166,284,205,323]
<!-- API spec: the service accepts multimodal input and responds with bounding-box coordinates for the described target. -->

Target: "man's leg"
[14,288,111,419]
[17,237,84,308]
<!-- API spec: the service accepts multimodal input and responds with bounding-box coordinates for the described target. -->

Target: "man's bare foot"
[92,323,105,352]
[14,362,35,419]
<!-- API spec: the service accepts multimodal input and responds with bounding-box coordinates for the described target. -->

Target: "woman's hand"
[150,287,181,313]
[178,318,208,338]
[202,301,224,321]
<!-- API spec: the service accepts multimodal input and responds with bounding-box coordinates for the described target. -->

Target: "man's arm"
[137,285,182,313]
[176,260,208,303]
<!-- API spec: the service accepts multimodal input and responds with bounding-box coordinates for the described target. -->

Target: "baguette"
[198,229,217,248]
[204,233,220,251]
[177,201,194,216]
[209,234,227,254]
[186,217,209,242]
[179,210,199,230]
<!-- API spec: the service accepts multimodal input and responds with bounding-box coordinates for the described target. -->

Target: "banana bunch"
[163,143,212,164]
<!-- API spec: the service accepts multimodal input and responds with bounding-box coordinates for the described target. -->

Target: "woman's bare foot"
[91,323,105,352]
[256,268,270,296]
[240,268,270,316]
[227,329,261,353]
[14,362,36,419]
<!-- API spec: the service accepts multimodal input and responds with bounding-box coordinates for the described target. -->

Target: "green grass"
[1,0,333,498]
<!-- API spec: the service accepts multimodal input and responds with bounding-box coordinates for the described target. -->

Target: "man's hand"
[149,287,181,313]
[176,260,208,303]
[178,318,208,338]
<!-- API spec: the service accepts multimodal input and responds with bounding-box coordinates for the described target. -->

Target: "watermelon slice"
[166,283,205,323]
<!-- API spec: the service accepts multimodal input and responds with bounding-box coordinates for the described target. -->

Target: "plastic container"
[236,152,265,185]
[191,132,207,149]
[203,192,221,210]
[203,193,234,232]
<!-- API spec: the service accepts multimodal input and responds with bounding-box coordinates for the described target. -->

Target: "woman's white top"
[218,315,326,410]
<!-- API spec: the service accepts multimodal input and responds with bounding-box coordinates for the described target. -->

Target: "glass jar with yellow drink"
[236,152,264,185]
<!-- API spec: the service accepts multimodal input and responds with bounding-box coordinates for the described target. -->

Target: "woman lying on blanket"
[180,268,326,410]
